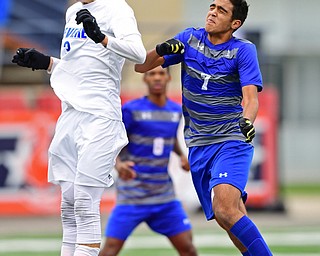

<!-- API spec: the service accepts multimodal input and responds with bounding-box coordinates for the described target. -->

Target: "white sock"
[60,242,75,256]
[74,244,100,256]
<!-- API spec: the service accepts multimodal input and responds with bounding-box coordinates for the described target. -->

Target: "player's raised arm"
[76,7,146,64]
[135,38,184,73]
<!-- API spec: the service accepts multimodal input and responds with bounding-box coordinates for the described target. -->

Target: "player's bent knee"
[74,185,104,244]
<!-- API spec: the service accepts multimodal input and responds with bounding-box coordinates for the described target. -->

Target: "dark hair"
[229,0,249,26]
[144,66,170,77]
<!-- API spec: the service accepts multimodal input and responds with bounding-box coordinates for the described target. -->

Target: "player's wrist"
[101,36,108,47]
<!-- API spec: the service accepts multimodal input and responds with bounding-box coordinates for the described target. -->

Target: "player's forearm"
[173,139,183,157]
[115,156,123,171]
[242,86,259,123]
[104,34,146,64]
[243,100,258,123]
[241,85,259,122]
[135,49,165,73]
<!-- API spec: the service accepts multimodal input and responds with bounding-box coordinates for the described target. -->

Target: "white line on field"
[0,232,319,252]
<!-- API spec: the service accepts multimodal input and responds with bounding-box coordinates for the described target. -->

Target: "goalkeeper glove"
[76,9,105,44]
[156,38,185,56]
[12,48,50,71]
[239,117,255,143]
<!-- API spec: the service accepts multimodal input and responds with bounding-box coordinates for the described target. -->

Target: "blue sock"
[230,216,272,256]
[242,251,251,256]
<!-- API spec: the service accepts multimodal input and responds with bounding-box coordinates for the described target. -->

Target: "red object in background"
[0,90,115,216]
[245,86,283,210]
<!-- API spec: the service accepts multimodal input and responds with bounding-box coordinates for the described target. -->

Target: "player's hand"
[239,117,255,143]
[156,38,185,56]
[75,9,105,44]
[180,155,190,172]
[116,161,137,181]
[12,48,51,71]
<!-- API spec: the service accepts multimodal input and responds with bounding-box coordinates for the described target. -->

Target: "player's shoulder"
[66,2,82,20]
[180,27,206,37]
[233,37,257,51]
[107,0,134,15]
[166,98,182,112]
[65,2,85,22]
[122,96,146,110]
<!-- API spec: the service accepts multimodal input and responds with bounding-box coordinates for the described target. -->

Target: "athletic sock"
[230,216,272,256]
[60,242,75,256]
[74,244,100,256]
[242,251,251,256]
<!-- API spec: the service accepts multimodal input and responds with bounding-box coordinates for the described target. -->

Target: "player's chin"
[205,23,216,33]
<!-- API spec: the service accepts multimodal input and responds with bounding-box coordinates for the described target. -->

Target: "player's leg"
[60,181,77,256]
[48,106,78,256]
[99,205,144,256]
[74,184,105,256]
[147,201,197,256]
[168,230,197,256]
[222,199,249,254]
[74,115,128,256]
[213,184,249,254]
[99,237,125,256]
[212,141,272,256]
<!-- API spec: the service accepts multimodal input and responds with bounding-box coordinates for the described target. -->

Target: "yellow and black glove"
[239,118,255,143]
[156,38,185,56]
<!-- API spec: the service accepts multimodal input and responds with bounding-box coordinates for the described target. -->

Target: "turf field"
[0,185,319,256]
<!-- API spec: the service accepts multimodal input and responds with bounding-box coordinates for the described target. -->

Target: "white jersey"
[50,0,146,120]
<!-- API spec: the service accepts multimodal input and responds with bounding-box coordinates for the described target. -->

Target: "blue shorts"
[188,140,253,220]
[105,200,192,240]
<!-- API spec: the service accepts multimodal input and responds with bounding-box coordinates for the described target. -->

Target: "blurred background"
[0,0,319,255]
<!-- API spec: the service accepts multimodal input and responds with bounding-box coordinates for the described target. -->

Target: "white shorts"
[48,104,128,187]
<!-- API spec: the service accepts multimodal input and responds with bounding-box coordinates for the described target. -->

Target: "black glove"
[75,9,105,44]
[12,48,50,71]
[156,38,185,57]
[239,118,255,143]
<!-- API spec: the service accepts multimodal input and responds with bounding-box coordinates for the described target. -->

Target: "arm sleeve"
[238,43,263,92]
[106,2,146,64]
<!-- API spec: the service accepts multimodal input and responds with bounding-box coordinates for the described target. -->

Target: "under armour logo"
[219,172,228,178]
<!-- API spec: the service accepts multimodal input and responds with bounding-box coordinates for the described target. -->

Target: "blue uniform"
[163,27,262,220]
[106,96,192,239]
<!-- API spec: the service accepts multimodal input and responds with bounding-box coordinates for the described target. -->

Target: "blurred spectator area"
[5,0,66,57]
[0,87,61,113]
[0,0,66,85]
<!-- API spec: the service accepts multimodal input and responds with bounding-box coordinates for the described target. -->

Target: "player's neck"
[207,32,233,45]
[147,94,167,107]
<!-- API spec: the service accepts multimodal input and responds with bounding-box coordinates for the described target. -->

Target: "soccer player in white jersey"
[12,0,146,255]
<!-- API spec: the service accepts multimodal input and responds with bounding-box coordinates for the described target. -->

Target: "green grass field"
[0,185,319,256]
[1,225,319,256]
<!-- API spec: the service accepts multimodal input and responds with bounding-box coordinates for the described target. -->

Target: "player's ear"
[231,19,241,30]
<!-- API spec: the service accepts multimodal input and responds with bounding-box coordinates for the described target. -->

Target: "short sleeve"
[238,43,263,92]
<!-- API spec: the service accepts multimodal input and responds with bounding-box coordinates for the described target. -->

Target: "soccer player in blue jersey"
[135,0,273,255]
[99,66,197,256]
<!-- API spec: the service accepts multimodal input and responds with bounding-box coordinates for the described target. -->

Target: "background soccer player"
[135,0,273,255]
[11,0,146,255]
[99,66,197,256]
